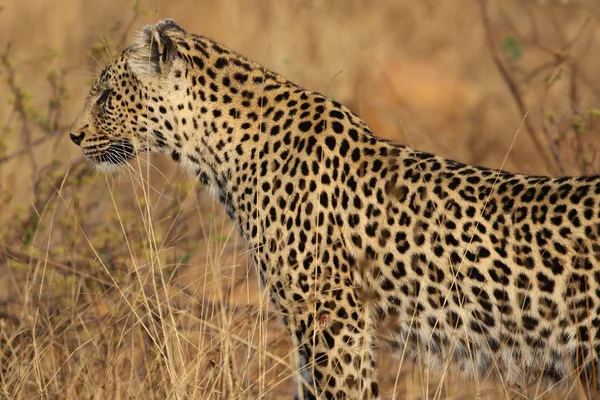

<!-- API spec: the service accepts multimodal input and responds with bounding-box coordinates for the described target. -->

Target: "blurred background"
[1,0,600,399]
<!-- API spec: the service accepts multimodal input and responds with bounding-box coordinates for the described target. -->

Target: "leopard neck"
[161,35,392,251]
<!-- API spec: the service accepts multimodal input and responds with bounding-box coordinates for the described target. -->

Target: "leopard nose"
[70,131,85,146]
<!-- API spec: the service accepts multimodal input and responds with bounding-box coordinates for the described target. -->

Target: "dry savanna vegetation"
[1,0,600,399]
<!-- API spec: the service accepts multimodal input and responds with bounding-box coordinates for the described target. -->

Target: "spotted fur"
[71,20,600,399]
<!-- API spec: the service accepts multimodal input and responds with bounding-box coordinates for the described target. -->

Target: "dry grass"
[1,0,600,398]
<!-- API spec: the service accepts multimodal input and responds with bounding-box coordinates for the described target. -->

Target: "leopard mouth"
[85,139,136,165]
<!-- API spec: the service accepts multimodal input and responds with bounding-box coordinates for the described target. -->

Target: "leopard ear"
[128,19,186,76]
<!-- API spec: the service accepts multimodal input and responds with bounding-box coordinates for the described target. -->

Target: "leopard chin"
[85,139,136,167]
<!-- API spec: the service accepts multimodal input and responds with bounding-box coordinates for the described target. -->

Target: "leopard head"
[70,19,187,170]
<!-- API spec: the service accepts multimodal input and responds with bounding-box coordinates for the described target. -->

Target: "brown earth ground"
[1,1,600,399]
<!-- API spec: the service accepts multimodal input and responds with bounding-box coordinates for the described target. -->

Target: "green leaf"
[501,35,523,62]
[587,108,600,119]
[572,115,585,135]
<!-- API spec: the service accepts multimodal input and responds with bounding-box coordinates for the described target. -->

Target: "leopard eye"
[96,90,109,106]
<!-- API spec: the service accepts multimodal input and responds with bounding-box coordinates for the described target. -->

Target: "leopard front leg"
[289,293,379,400]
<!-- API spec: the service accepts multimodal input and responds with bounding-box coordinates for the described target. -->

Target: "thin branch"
[1,43,39,179]
[0,129,63,165]
[116,0,144,51]
[2,248,113,287]
[479,0,556,175]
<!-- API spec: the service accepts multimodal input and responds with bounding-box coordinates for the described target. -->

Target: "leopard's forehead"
[89,53,128,96]
[89,65,112,96]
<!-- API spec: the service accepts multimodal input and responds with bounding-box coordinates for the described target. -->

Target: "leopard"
[70,19,600,399]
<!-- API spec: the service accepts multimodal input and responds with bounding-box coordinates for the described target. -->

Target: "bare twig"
[45,68,68,134]
[564,16,591,50]
[479,0,556,175]
[543,115,566,176]
[1,43,39,179]
[569,65,585,173]
[499,8,555,56]
[2,248,113,287]
[116,0,144,51]
[0,129,63,165]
